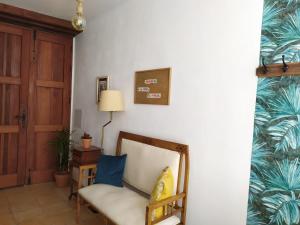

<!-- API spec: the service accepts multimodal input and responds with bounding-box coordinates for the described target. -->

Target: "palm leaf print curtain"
[247,1,300,225]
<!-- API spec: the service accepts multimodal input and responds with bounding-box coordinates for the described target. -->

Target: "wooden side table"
[69,145,102,200]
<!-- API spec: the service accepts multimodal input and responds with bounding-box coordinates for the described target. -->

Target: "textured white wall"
[72,0,263,224]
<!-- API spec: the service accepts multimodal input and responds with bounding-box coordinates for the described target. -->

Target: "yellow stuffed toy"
[150,167,174,220]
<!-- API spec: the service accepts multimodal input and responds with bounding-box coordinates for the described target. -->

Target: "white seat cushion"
[79,184,180,225]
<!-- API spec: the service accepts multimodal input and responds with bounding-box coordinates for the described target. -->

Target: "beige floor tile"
[0,213,17,225]
[42,202,73,217]
[41,217,66,225]
[13,207,43,223]
[3,187,32,199]
[0,183,106,225]
[0,191,8,202]
[37,194,65,207]
[10,199,40,213]
[41,211,77,225]
[80,215,104,225]
[0,200,11,214]
[17,217,48,225]
[7,193,36,204]
[29,184,57,194]
[0,207,11,215]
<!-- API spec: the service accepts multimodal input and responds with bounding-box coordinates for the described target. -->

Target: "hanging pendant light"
[72,0,86,31]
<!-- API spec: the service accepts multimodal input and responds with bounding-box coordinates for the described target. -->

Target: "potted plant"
[81,132,92,149]
[49,129,73,187]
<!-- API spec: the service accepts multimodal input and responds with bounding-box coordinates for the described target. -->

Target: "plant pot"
[82,138,92,149]
[54,171,69,188]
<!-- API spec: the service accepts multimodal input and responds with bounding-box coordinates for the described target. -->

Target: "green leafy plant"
[49,129,73,173]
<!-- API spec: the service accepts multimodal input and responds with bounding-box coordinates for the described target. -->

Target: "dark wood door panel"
[36,87,63,125]
[0,133,19,175]
[0,84,20,125]
[35,30,72,129]
[34,125,63,132]
[30,132,56,184]
[0,22,31,188]
[0,174,17,187]
[5,34,22,77]
[0,23,24,79]
[37,41,65,82]
[27,30,72,184]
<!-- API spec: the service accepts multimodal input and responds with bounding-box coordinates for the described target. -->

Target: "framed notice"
[134,68,171,105]
[96,76,109,103]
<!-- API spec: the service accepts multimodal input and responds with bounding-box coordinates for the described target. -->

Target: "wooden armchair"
[76,131,190,225]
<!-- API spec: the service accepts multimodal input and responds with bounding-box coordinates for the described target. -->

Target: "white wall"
[72,0,263,224]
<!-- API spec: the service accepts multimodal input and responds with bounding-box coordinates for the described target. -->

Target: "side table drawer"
[72,146,102,165]
[80,151,101,164]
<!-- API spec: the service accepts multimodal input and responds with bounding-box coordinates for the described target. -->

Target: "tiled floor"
[0,183,103,225]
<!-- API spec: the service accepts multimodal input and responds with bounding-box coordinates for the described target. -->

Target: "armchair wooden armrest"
[145,193,186,225]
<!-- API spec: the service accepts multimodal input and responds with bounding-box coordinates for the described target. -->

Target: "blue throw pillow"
[94,154,127,187]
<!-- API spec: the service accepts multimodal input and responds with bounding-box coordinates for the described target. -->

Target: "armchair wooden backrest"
[115,131,190,222]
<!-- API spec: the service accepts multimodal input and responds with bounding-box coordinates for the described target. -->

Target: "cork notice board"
[134,68,171,105]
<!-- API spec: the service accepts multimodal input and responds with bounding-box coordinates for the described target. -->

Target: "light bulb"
[72,14,86,31]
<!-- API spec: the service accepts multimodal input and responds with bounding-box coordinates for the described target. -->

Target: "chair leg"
[76,195,81,224]
[181,197,187,225]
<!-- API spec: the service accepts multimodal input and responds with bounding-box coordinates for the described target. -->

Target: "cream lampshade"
[99,90,124,112]
[98,90,124,148]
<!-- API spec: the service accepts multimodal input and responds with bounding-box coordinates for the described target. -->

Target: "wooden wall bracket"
[256,62,300,77]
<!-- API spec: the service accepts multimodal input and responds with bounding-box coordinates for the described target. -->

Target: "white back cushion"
[121,139,180,195]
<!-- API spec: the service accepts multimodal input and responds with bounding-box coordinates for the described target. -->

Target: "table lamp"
[98,90,124,148]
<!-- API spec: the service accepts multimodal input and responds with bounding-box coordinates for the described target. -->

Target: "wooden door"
[0,22,31,188]
[27,31,72,184]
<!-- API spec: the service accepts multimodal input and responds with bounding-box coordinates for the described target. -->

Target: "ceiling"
[0,0,121,20]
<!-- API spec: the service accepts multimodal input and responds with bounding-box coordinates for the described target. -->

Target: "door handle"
[15,110,26,128]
